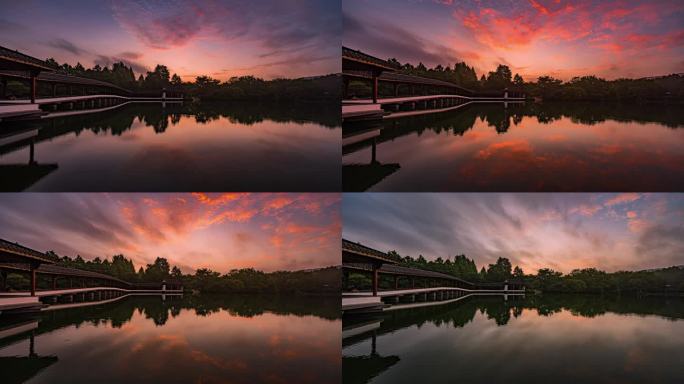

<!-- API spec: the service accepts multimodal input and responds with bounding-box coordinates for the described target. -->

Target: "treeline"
[525,267,684,295]
[50,252,340,295]
[356,56,684,101]
[385,250,523,283]
[369,249,684,295]
[52,252,181,283]
[188,267,340,295]
[40,58,340,101]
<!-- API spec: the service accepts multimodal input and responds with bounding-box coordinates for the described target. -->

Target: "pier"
[0,239,182,315]
[0,46,184,122]
[342,47,525,122]
[342,239,524,314]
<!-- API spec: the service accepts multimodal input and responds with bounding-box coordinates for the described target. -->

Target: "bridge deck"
[0,296,42,312]
[2,94,184,105]
[344,286,525,297]
[344,94,525,105]
[1,286,184,297]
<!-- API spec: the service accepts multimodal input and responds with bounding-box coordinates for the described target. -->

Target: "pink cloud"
[605,193,642,206]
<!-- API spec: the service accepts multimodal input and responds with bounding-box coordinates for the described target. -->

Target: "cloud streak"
[344,0,684,80]
[0,193,341,273]
[343,193,684,274]
[2,0,339,80]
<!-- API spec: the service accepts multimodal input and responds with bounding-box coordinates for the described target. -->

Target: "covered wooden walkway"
[342,239,525,313]
[0,238,183,314]
[0,46,184,121]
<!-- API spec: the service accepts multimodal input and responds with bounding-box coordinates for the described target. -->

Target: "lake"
[342,102,684,191]
[342,294,684,384]
[0,101,340,191]
[0,294,341,384]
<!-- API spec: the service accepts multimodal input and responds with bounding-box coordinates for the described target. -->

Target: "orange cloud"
[605,193,641,206]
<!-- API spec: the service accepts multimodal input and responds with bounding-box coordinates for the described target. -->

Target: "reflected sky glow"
[0,302,341,384]
[343,299,684,383]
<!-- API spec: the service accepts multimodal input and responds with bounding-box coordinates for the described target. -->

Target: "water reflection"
[342,295,684,384]
[343,102,684,191]
[0,294,340,384]
[0,101,340,191]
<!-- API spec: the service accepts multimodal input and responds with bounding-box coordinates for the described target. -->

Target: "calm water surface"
[0,102,340,191]
[342,294,684,384]
[343,102,684,191]
[0,294,340,384]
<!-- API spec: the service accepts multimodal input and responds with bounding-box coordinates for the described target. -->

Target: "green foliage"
[38,58,339,101]
[350,56,684,101]
[48,251,338,294]
[527,266,684,294]
[386,57,479,89]
[185,267,340,294]
[485,257,512,282]
[482,64,513,90]
[391,250,480,281]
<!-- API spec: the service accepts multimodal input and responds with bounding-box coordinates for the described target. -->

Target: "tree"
[513,266,524,278]
[486,257,512,282]
[484,65,512,90]
[195,75,221,88]
[144,257,171,282]
[171,266,183,279]
[171,73,183,86]
[513,73,524,86]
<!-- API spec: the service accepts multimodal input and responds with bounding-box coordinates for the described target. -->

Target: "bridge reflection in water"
[0,294,340,384]
[343,101,684,192]
[342,239,524,314]
[343,294,684,384]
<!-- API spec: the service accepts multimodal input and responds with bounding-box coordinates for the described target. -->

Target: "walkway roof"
[0,262,130,285]
[343,47,399,72]
[0,46,55,72]
[344,70,474,94]
[343,239,398,265]
[0,238,56,264]
[0,70,130,93]
[343,262,475,286]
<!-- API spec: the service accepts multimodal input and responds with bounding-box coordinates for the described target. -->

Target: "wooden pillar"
[0,270,6,291]
[394,275,399,289]
[52,83,58,97]
[29,332,36,357]
[52,276,57,289]
[1,79,6,98]
[30,72,38,104]
[30,264,37,296]
[343,78,349,99]
[372,75,378,104]
[29,140,35,165]
[372,265,379,296]
[393,83,398,97]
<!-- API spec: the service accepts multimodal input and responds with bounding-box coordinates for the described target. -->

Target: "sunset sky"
[343,193,684,274]
[344,0,684,80]
[0,193,340,273]
[0,0,340,80]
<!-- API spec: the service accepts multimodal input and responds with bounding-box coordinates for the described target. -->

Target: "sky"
[0,193,341,273]
[343,0,684,80]
[343,193,684,274]
[0,0,340,80]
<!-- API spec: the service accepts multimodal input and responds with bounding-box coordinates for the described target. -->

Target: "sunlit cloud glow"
[343,193,684,274]
[343,0,684,80]
[2,0,340,80]
[0,193,341,273]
